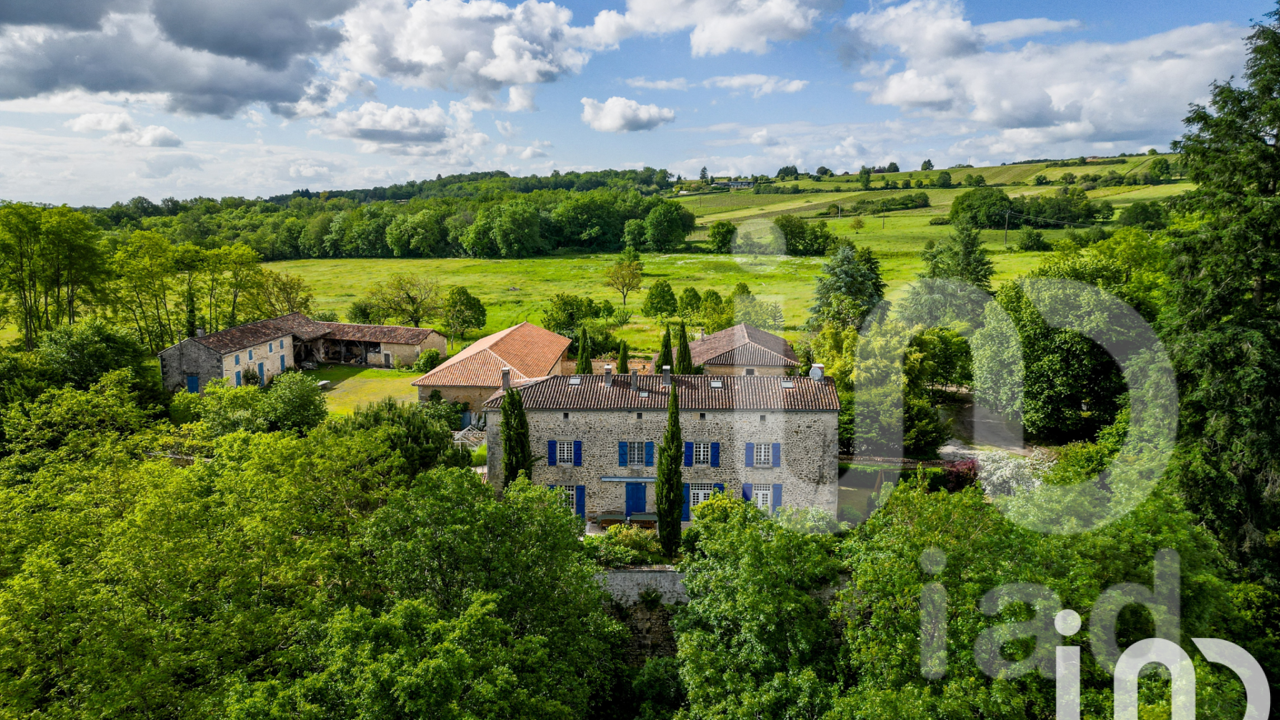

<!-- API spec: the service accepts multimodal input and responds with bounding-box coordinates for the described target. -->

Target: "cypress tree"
[574,325,593,374]
[617,340,630,374]
[654,382,683,556]
[657,325,673,372]
[674,320,694,374]
[500,386,532,488]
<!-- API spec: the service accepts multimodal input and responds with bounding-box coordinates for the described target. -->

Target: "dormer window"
[781,380,795,388]
[569,377,582,385]
[639,391,649,398]
[710,379,723,388]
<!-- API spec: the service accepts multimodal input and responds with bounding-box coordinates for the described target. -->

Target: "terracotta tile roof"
[412,322,570,388]
[318,322,439,345]
[191,313,314,354]
[483,374,838,412]
[688,323,799,367]
[188,313,436,354]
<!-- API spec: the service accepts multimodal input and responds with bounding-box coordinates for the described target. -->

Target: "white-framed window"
[627,440,645,466]
[557,485,575,510]
[690,482,715,507]
[557,441,575,466]
[753,487,772,511]
[754,442,772,468]
[693,441,711,466]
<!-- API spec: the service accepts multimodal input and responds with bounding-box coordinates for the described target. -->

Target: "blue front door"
[185,375,199,393]
[257,362,264,386]
[625,482,646,516]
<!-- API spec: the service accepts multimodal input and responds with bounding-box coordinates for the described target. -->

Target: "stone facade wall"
[158,339,222,394]
[419,385,498,414]
[485,405,839,516]
[220,334,294,386]
[702,363,791,376]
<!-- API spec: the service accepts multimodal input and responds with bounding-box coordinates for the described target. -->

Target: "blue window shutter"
[644,442,654,467]
[575,486,586,518]
[714,483,724,494]
[771,443,781,467]
[249,349,253,360]
[742,482,753,501]
[683,442,693,467]
[682,483,690,521]
[280,355,286,372]
[269,342,273,352]
[772,484,782,513]
[235,371,242,387]
[710,442,720,467]
[235,354,240,365]
[548,440,557,466]
[573,440,582,466]
[618,441,627,467]
[745,442,755,467]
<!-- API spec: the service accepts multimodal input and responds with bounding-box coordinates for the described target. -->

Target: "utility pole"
[1003,209,1010,249]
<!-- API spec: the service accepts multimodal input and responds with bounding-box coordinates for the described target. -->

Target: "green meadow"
[272,177,1193,354]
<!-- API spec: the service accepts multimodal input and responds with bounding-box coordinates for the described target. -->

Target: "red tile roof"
[688,323,799,367]
[412,322,570,388]
[186,313,438,355]
[483,374,838,412]
[318,322,439,345]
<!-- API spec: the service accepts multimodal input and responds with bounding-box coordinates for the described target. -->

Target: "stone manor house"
[483,365,840,523]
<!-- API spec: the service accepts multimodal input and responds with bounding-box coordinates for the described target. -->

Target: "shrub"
[928,216,951,226]
[1014,226,1050,251]
[941,458,979,492]
[471,444,487,467]
[311,310,340,322]
[584,524,666,568]
[261,371,328,434]
[412,348,442,373]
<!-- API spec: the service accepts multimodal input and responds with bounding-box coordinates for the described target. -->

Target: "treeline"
[949,186,1115,229]
[82,186,697,262]
[265,166,674,205]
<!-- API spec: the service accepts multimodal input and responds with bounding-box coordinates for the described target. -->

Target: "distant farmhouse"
[158,313,445,394]
[483,365,839,523]
[412,321,571,425]
[661,323,800,376]
[712,180,754,189]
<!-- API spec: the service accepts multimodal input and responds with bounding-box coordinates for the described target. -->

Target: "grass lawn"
[304,364,420,415]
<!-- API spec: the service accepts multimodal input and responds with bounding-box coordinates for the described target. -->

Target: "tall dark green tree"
[617,339,630,374]
[1167,3,1280,585]
[657,324,674,372]
[500,387,533,488]
[674,321,694,374]
[920,222,995,291]
[654,383,683,556]
[809,244,887,329]
[575,324,593,373]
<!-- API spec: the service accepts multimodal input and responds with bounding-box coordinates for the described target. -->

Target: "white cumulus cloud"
[580,96,675,132]
[626,77,690,90]
[321,100,488,158]
[616,0,827,56]
[704,74,807,97]
[843,0,1246,155]
[65,111,183,146]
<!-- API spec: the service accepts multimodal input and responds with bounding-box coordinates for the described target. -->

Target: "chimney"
[604,364,613,387]
[501,367,511,391]
[195,328,205,337]
[631,369,638,385]
[662,365,671,386]
[809,363,825,380]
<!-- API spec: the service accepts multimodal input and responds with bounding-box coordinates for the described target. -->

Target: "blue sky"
[0,0,1268,205]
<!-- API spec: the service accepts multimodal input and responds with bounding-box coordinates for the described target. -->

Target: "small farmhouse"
[680,323,800,376]
[412,321,570,424]
[158,313,445,394]
[483,366,839,522]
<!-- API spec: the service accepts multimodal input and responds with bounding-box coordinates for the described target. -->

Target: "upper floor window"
[754,442,772,468]
[627,440,645,466]
[557,441,575,466]
[693,441,711,466]
[234,354,240,366]
[248,349,254,361]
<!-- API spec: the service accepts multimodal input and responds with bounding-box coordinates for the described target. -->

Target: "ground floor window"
[556,485,575,511]
[557,440,575,466]
[693,442,711,466]
[690,482,715,507]
[753,487,772,512]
